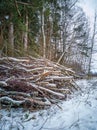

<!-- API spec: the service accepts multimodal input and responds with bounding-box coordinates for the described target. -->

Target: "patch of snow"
[91,49,97,73]
[0,78,97,130]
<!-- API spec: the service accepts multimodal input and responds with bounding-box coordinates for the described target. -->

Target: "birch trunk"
[88,13,97,76]
[24,11,28,52]
[42,6,46,58]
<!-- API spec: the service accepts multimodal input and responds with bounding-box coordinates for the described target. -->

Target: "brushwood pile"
[0,56,80,110]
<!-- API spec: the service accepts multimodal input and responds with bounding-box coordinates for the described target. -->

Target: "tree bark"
[9,15,14,56]
[42,6,46,58]
[88,13,97,76]
[24,11,28,52]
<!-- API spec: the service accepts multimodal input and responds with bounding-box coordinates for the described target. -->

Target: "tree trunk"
[9,19,14,56]
[88,13,96,76]
[42,6,46,58]
[24,11,28,52]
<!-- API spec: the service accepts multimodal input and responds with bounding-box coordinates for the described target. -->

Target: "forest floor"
[0,57,96,130]
[0,78,97,130]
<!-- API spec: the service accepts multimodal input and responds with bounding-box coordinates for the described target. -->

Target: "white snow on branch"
[0,96,25,106]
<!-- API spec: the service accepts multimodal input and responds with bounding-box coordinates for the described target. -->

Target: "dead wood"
[0,57,29,62]
[0,56,80,110]
[0,96,25,106]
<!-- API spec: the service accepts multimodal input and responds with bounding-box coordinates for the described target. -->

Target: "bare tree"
[88,12,97,76]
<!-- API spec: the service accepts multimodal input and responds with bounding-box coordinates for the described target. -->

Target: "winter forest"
[1,0,96,73]
[0,0,97,130]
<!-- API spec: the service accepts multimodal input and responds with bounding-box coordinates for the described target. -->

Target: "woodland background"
[0,0,97,75]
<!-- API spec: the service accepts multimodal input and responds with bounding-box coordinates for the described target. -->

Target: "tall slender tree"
[88,12,97,75]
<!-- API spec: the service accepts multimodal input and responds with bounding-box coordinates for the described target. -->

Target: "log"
[6,91,31,97]
[13,66,53,73]
[0,96,25,106]
[0,65,11,69]
[30,83,65,98]
[0,57,29,62]
[0,96,51,107]
[46,76,73,80]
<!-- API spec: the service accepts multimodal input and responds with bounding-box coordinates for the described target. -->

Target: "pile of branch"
[0,56,80,110]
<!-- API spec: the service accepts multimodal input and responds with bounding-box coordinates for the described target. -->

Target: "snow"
[91,53,97,73]
[0,78,97,130]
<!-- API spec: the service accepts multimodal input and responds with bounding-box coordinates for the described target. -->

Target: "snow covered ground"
[0,78,97,130]
[91,53,97,73]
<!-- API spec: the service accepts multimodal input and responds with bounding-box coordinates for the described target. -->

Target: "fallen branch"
[30,83,65,98]
[46,76,73,80]
[0,57,29,62]
[0,96,25,106]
